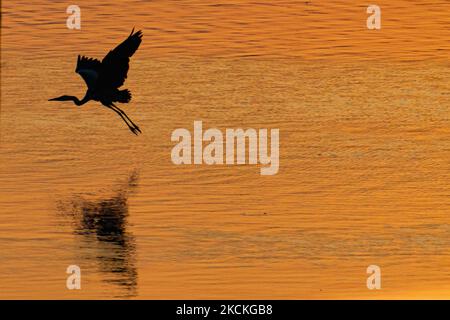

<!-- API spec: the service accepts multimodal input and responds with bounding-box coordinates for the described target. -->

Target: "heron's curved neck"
[73,93,90,106]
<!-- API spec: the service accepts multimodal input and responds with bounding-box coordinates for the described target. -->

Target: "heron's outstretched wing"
[76,55,102,89]
[99,29,143,89]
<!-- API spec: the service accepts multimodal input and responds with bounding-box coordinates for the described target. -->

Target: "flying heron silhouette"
[49,29,143,135]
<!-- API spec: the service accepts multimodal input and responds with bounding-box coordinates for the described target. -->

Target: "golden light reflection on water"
[1,0,450,60]
[1,0,450,299]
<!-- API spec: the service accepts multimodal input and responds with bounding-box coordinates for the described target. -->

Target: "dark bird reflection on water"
[59,171,139,297]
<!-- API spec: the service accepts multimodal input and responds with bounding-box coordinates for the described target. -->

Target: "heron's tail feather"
[115,89,132,103]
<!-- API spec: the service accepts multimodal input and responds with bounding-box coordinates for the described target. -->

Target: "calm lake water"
[1,0,450,299]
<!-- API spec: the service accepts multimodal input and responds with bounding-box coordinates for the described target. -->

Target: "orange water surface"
[1,0,450,299]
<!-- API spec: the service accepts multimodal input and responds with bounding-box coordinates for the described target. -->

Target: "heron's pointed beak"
[49,95,69,101]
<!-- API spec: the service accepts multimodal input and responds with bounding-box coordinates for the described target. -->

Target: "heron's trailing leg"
[104,104,140,135]
[111,103,142,134]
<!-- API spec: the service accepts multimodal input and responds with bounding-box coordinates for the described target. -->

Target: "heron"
[49,29,143,135]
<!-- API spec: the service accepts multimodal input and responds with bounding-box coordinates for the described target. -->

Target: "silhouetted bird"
[49,29,143,135]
